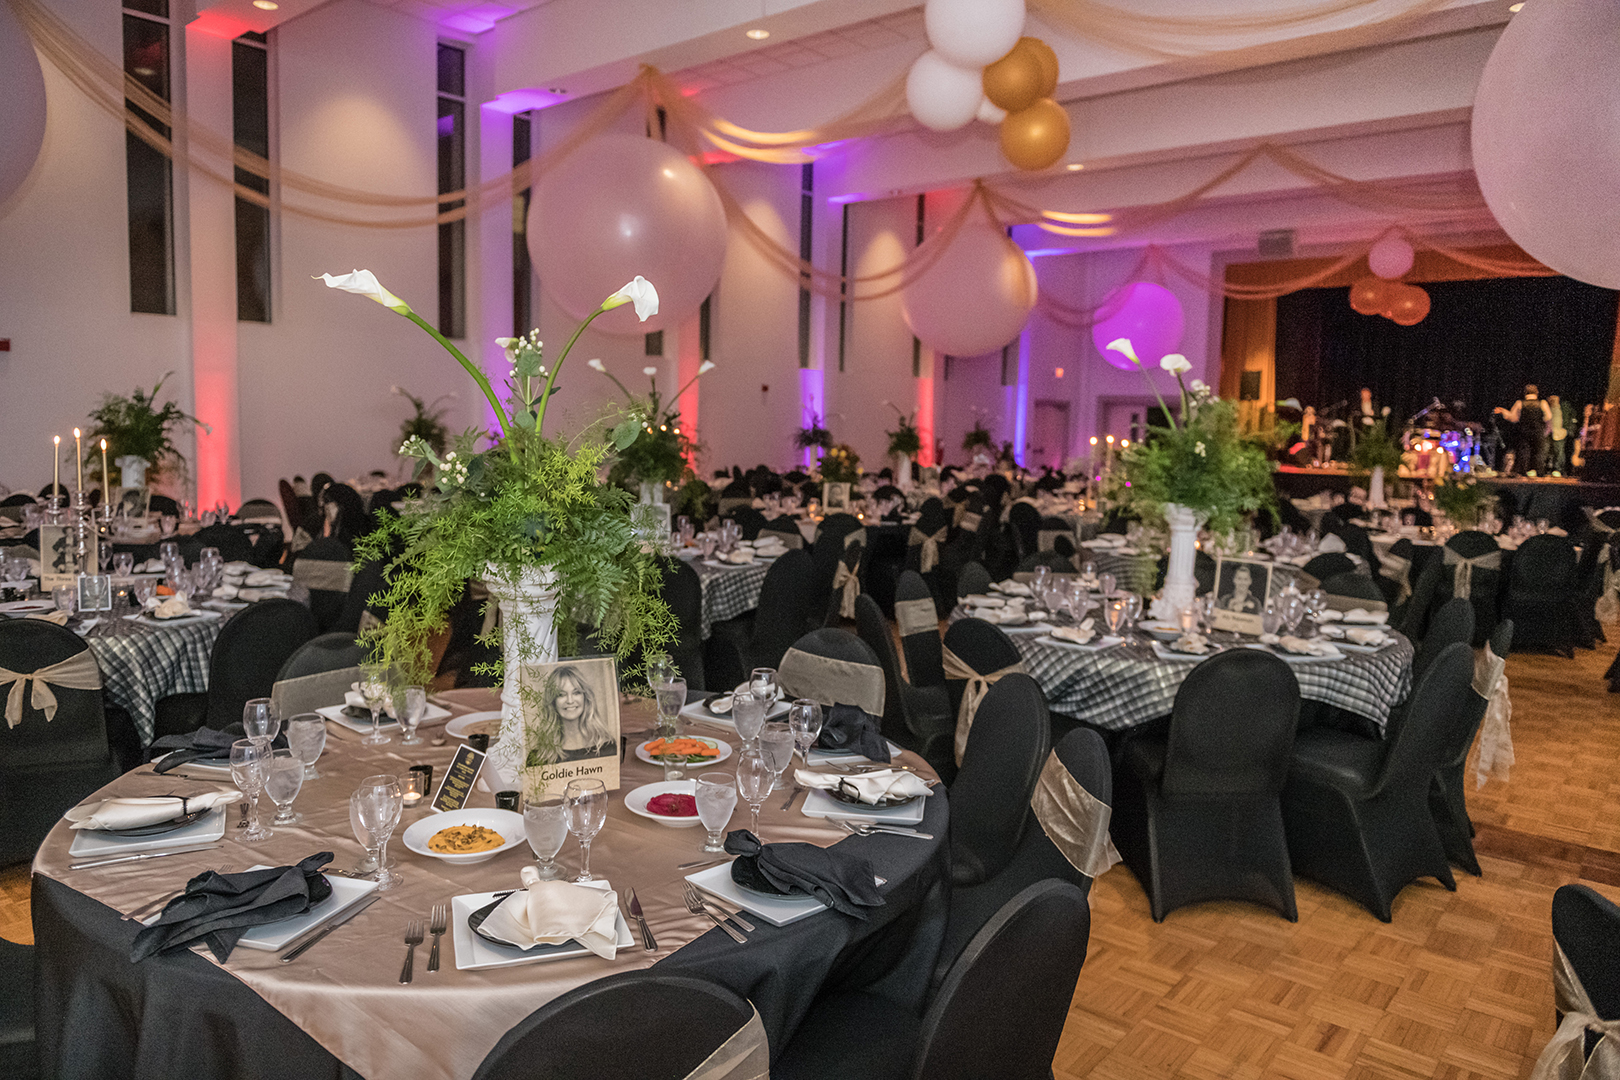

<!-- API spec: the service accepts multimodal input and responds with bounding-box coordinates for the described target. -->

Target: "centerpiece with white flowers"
[1102,340,1275,619]
[321,270,676,779]
[587,358,714,506]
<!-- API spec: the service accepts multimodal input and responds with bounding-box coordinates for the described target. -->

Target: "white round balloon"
[0,0,47,208]
[901,221,1038,357]
[976,98,1008,125]
[906,50,985,133]
[925,0,1026,69]
[1367,235,1414,280]
[1473,0,1620,288]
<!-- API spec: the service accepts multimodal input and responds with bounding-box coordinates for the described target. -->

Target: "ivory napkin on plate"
[67,790,242,830]
[1342,608,1389,624]
[1051,619,1096,645]
[344,689,394,718]
[480,867,620,959]
[244,570,291,587]
[1345,626,1390,646]
[1262,634,1336,656]
[795,768,932,805]
[724,549,755,564]
[153,596,192,619]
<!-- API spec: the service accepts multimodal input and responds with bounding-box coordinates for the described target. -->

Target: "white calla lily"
[1104,337,1140,366]
[587,358,607,372]
[317,270,411,314]
[1160,353,1191,375]
[698,360,717,375]
[602,276,659,321]
[643,366,659,376]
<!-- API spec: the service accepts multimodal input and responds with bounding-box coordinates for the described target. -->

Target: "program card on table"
[1210,555,1272,637]
[515,656,621,800]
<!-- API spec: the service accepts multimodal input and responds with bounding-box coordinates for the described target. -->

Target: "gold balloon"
[1000,98,1070,171]
[983,40,1046,113]
[1025,37,1059,97]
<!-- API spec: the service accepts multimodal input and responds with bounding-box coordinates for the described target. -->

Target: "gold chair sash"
[831,529,866,620]
[684,1006,770,1080]
[1444,547,1502,601]
[1380,551,1413,604]
[1474,646,1513,789]
[959,511,983,533]
[941,644,1025,765]
[1037,528,1071,553]
[1527,943,1620,1080]
[292,558,353,594]
[1029,750,1120,879]
[717,497,752,515]
[894,598,939,640]
[272,666,361,722]
[778,647,886,717]
[1,650,103,728]
[908,526,946,573]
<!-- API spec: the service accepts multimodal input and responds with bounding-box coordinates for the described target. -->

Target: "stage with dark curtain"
[1274,276,1619,426]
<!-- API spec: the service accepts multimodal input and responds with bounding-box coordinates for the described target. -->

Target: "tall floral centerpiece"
[1102,340,1275,619]
[587,358,713,505]
[1432,471,1487,529]
[885,403,922,488]
[84,373,208,490]
[1350,421,1403,509]
[818,442,861,510]
[323,270,676,784]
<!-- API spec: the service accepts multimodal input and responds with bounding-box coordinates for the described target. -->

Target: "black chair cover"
[954,560,991,599]
[0,936,36,1080]
[703,549,814,690]
[1301,552,1357,582]
[807,513,863,630]
[1007,503,1040,561]
[1413,598,1474,682]
[854,595,950,766]
[275,632,366,682]
[724,506,766,541]
[895,571,944,689]
[1429,618,1513,876]
[291,536,352,633]
[152,600,318,740]
[1552,884,1620,1039]
[1319,571,1384,604]
[1503,533,1582,655]
[949,673,1050,886]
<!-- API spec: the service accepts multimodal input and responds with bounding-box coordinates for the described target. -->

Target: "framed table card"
[39,525,95,592]
[516,656,621,800]
[431,745,486,813]
[1211,556,1272,636]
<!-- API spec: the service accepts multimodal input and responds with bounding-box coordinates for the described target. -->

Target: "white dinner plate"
[0,600,58,617]
[800,786,928,826]
[1249,642,1346,663]
[1036,633,1124,653]
[634,736,732,769]
[219,871,379,951]
[685,862,828,927]
[622,780,703,828]
[402,807,526,865]
[1150,641,1217,662]
[451,883,632,971]
[127,609,224,628]
[315,702,451,734]
[678,698,789,729]
[67,806,227,858]
[444,710,504,740]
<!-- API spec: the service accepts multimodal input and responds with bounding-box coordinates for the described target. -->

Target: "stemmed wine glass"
[759,721,796,793]
[564,778,608,882]
[1281,590,1306,635]
[242,698,279,745]
[229,739,272,842]
[355,775,405,890]
[265,749,305,825]
[1030,564,1050,598]
[696,775,738,853]
[523,794,568,881]
[397,685,427,746]
[358,665,391,746]
[735,749,771,837]
[1104,598,1126,638]
[286,714,326,779]
[787,698,824,764]
[750,667,778,705]
[1122,593,1144,641]
[655,677,689,781]
[733,689,768,748]
[1098,572,1117,598]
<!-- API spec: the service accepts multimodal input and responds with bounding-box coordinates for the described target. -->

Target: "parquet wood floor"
[3,630,1617,1079]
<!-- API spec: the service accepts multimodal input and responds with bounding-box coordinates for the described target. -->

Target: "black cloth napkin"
[131,852,335,963]
[724,831,884,919]
[150,722,285,773]
[814,703,890,763]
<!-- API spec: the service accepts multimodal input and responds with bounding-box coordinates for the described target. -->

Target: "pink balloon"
[901,221,1037,357]
[1367,235,1414,280]
[528,135,727,335]
[1091,282,1184,370]
[0,0,46,208]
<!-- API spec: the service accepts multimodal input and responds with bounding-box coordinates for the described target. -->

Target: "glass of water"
[230,739,271,843]
[733,689,768,748]
[398,685,427,746]
[696,775,738,853]
[759,721,796,793]
[564,779,608,882]
[787,698,823,764]
[655,677,688,781]
[286,714,327,779]
[242,698,279,745]
[355,775,404,890]
[265,749,305,824]
[523,794,568,881]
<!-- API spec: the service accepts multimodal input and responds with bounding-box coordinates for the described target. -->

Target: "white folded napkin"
[244,570,290,587]
[795,768,933,804]
[480,867,621,959]
[1317,609,1344,621]
[724,549,755,564]
[67,790,242,830]
[1051,619,1096,645]
[965,595,1004,608]
[139,558,167,573]
[1317,624,1345,639]
[344,689,396,718]
[223,561,256,573]
[1342,608,1388,625]
[26,610,69,625]
[1169,633,1212,654]
[1317,534,1347,554]
[1345,627,1389,646]
[991,581,1032,596]
[1268,634,1335,656]
[237,587,289,602]
[153,596,192,619]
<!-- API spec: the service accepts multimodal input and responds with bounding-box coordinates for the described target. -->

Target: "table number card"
[39,525,94,592]
[516,656,621,800]
[431,745,486,813]
[1211,555,1272,637]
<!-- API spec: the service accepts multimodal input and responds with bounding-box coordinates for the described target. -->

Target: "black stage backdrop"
[1275,276,1618,426]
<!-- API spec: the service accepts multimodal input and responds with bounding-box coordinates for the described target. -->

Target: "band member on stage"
[1356,388,1391,432]
[1548,394,1572,476]
[1494,384,1552,476]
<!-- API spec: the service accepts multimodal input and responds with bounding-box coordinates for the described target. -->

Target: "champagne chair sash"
[1474,646,1514,789]
[271,666,361,722]
[1526,943,1620,1080]
[762,526,804,550]
[717,497,752,515]
[958,511,983,533]
[684,1005,770,1080]
[940,644,1025,765]
[1444,547,1502,600]
[292,558,353,594]
[894,598,939,640]
[1380,551,1413,604]
[1029,750,1120,879]
[907,526,946,573]
[1,650,102,727]
[1036,528,1071,553]
[830,529,866,620]
[778,647,885,717]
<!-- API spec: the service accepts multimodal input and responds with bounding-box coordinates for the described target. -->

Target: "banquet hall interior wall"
[0,0,1509,501]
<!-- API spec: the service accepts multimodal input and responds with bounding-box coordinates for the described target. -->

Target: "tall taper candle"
[73,428,83,493]
[52,435,60,495]
[101,439,109,497]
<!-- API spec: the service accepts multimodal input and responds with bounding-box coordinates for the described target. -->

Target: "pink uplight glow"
[485,88,569,115]
[799,368,824,469]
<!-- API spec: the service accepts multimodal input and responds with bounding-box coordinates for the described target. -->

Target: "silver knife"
[698,896,756,933]
[628,888,657,952]
[69,843,219,870]
[278,893,381,963]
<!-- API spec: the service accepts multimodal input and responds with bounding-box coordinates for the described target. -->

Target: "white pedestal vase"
[894,456,913,490]
[483,566,559,792]
[637,480,672,541]
[1368,465,1388,509]
[1150,503,1206,621]
[114,455,148,492]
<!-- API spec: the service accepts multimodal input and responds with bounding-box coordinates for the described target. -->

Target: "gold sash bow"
[1526,943,1620,1080]
[959,511,983,533]
[894,598,939,640]
[941,644,1024,764]
[1474,646,1513,789]
[778,646,886,717]
[1029,750,1120,878]
[1,650,103,728]
[831,529,866,620]
[1380,551,1413,604]
[1444,547,1502,600]
[1037,528,1071,553]
[683,1005,770,1080]
[908,526,946,573]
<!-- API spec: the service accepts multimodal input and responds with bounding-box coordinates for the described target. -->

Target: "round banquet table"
[31,691,949,1080]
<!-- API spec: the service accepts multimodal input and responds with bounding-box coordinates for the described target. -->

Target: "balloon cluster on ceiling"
[1348,235,1430,327]
[0,0,47,207]
[906,0,1071,172]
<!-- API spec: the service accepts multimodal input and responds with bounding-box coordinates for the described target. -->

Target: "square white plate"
[1037,634,1124,653]
[150,752,234,776]
[685,862,828,927]
[1150,641,1217,663]
[800,786,928,826]
[234,871,381,951]
[315,702,451,734]
[451,883,632,971]
[678,699,789,730]
[68,806,228,857]
[805,740,903,766]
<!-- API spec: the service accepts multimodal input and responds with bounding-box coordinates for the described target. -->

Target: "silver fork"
[426,904,447,973]
[681,882,746,943]
[833,819,935,840]
[399,920,424,984]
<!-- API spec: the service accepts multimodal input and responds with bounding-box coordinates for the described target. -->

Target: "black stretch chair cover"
[1320,572,1384,605]
[704,549,814,690]
[1014,552,1074,574]
[949,673,1050,887]
[1429,618,1513,877]
[854,595,948,761]
[1503,533,1582,655]
[1301,552,1357,582]
[757,517,804,550]
[1114,649,1301,921]
[470,970,760,1080]
[194,600,318,732]
[807,513,863,629]
[939,617,1023,762]
[1440,530,1504,646]
[190,523,257,566]
[291,536,352,634]
[147,494,181,518]
[954,560,991,599]
[0,621,118,866]
[332,554,389,635]
[895,571,944,690]
[1282,642,1473,921]
[660,558,706,691]
[0,935,36,1078]
[1553,885,1620,1031]
[275,632,364,682]
[724,506,766,541]
[905,502,953,602]
[1412,598,1474,682]
[1007,503,1040,561]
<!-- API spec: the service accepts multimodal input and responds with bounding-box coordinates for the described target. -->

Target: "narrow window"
[124,0,174,315]
[234,31,270,323]
[513,112,532,337]
[437,43,467,339]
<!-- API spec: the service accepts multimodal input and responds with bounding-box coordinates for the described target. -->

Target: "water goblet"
[397,685,427,746]
[1098,572,1117,598]
[735,750,771,837]
[696,776,738,853]
[230,739,272,842]
[349,791,380,874]
[1080,559,1097,580]
[1031,565,1050,596]
[759,721,795,792]
[645,653,675,690]
[655,677,689,781]
[113,552,134,578]
[52,587,75,616]
[1123,593,1144,635]
[265,749,305,824]
[1066,579,1089,621]
[158,540,179,566]
[355,775,405,890]
[564,778,608,882]
[523,794,568,881]
[787,698,824,763]
[699,534,718,560]
[358,665,392,746]
[1281,592,1306,634]
[750,667,778,705]
[733,689,768,748]
[1261,598,1283,636]
[242,697,279,745]
[133,578,157,607]
[1104,598,1126,637]
[1198,592,1217,632]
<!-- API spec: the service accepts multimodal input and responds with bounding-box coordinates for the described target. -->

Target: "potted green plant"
[795,415,833,455]
[83,373,208,489]
[323,270,676,786]
[1433,472,1487,528]
[884,403,922,487]
[962,419,994,456]
[587,358,713,505]
[391,385,454,458]
[1349,421,1404,508]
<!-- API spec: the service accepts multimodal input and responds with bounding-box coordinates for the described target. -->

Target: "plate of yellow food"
[402,808,525,865]
[634,735,731,768]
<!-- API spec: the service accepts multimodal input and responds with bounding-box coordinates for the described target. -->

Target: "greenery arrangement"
[1349,420,1405,477]
[819,443,862,483]
[325,270,676,764]
[962,419,994,452]
[1432,472,1487,527]
[795,415,833,452]
[1102,341,1276,538]
[84,373,207,485]
[588,358,712,493]
[392,386,454,457]
[671,477,714,523]
[885,404,922,459]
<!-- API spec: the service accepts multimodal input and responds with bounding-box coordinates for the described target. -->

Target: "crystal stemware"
[733,689,767,747]
[759,721,795,793]
[355,775,405,890]
[398,685,427,746]
[242,697,279,745]
[230,739,272,842]
[749,667,778,704]
[265,748,305,825]
[358,665,391,746]
[655,677,689,781]
[523,794,568,881]
[1104,598,1126,637]
[564,778,608,882]
[735,749,771,837]
[696,775,738,853]
[787,698,824,763]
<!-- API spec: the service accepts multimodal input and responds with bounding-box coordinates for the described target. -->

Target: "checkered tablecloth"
[691,559,771,638]
[1009,630,1413,732]
[87,618,220,744]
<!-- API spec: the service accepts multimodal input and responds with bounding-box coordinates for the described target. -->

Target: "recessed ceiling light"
[746,28,770,40]
[1508,2,1523,9]
[252,1,278,10]
[1066,163,1084,171]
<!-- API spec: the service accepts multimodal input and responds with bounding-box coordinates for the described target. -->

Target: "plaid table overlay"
[87,619,220,744]
[692,559,771,638]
